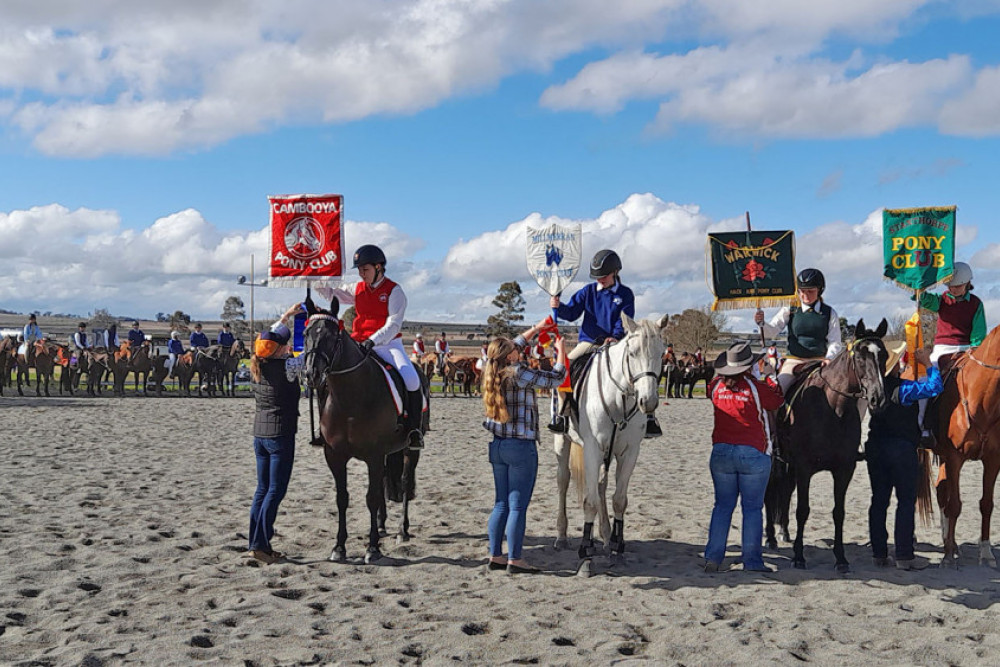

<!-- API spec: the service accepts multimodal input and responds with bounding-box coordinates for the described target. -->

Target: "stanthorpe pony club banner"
[268,194,345,287]
[882,206,956,292]
[708,230,798,311]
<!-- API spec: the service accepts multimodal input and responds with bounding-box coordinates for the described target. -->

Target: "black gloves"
[361,339,375,352]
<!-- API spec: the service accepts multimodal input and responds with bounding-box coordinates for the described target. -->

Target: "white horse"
[553,313,668,577]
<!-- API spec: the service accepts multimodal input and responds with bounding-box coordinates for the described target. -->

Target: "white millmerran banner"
[526,222,582,296]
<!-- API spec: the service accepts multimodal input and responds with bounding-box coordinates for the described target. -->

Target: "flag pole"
[747,211,767,350]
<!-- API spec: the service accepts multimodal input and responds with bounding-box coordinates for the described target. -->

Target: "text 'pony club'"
[888,235,948,269]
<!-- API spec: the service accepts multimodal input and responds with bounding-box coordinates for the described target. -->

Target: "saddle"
[371,351,427,424]
[561,350,600,424]
[778,361,824,424]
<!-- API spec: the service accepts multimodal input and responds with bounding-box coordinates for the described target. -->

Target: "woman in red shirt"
[704,342,783,573]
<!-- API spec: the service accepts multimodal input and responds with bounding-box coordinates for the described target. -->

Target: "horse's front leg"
[553,432,571,550]
[792,471,813,569]
[326,451,350,563]
[609,439,642,560]
[577,440,604,577]
[831,466,854,573]
[936,452,964,567]
[978,455,1000,567]
[365,458,386,563]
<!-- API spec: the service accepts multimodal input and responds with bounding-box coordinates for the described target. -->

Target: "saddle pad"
[376,361,404,417]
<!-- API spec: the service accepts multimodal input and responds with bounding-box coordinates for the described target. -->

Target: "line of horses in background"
[412,349,721,399]
[0,336,248,399]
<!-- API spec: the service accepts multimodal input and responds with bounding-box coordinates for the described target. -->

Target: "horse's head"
[620,313,669,414]
[851,318,889,412]
[303,296,345,388]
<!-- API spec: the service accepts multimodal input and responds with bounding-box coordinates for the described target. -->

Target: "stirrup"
[406,429,424,450]
[547,415,568,434]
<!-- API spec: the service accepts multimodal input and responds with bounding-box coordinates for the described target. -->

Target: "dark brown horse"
[216,340,248,397]
[677,363,714,398]
[930,323,1000,567]
[443,356,478,397]
[303,297,427,563]
[777,319,889,572]
[16,340,58,397]
[0,335,17,396]
[125,341,157,395]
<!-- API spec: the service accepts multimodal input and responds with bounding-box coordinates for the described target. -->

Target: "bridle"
[301,314,373,386]
[592,332,661,468]
[814,337,884,403]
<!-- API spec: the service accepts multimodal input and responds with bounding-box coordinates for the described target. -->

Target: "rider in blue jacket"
[218,322,236,347]
[189,323,210,349]
[546,250,660,435]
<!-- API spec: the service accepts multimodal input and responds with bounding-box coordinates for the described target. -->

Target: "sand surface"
[3,393,1000,665]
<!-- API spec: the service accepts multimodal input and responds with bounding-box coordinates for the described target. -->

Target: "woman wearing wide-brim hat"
[704,342,784,573]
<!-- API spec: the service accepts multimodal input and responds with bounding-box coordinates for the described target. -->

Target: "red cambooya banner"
[268,194,345,287]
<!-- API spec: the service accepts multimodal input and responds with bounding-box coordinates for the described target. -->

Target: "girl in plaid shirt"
[483,319,567,574]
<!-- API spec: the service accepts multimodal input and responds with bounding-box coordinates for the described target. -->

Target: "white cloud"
[2,196,997,332]
[8,1,1000,155]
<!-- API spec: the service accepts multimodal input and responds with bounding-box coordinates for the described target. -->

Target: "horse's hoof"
[395,534,410,545]
[835,563,851,574]
[609,552,626,567]
[553,537,569,550]
[792,560,807,570]
[365,549,382,564]
[378,528,388,538]
[765,539,778,550]
[939,557,959,569]
[577,559,593,578]
[329,547,347,563]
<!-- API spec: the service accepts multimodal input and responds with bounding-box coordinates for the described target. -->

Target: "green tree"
[486,281,526,338]
[664,307,727,354]
[89,308,117,329]
[170,310,192,333]
[342,306,356,333]
[220,295,249,338]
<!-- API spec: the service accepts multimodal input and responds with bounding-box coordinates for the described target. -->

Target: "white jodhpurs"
[376,338,421,391]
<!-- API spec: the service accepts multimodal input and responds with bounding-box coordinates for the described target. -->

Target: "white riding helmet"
[415,333,422,339]
[946,261,973,287]
[171,331,181,340]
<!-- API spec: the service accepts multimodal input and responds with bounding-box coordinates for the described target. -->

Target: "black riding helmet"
[352,244,387,269]
[797,268,825,295]
[590,249,622,280]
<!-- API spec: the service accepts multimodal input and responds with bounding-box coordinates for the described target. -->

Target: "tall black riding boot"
[405,389,424,449]
[547,391,571,434]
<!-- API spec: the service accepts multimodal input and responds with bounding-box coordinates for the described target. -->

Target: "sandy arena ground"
[3,392,1000,665]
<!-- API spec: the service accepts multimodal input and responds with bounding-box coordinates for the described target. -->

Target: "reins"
[591,335,660,470]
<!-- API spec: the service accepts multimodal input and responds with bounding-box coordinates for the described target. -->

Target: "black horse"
[303,296,427,563]
[678,363,714,398]
[773,319,888,572]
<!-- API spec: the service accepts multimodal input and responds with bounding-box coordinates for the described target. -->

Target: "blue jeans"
[867,436,918,560]
[249,435,296,553]
[705,443,772,568]
[487,437,538,560]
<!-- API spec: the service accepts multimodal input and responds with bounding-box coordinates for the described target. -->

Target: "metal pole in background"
[250,254,255,338]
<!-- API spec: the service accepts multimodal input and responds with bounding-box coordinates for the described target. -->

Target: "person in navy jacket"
[189,323,210,349]
[218,322,236,347]
[167,331,185,377]
[127,321,146,348]
[547,250,653,433]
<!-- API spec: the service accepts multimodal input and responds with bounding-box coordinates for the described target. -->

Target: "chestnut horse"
[930,323,1000,567]
[0,335,16,396]
[303,296,427,563]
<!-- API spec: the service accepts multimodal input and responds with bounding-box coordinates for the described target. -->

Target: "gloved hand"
[361,339,375,352]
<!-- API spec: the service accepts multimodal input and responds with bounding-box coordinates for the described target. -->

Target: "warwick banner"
[526,222,582,297]
[268,194,345,287]
[708,230,797,311]
[882,206,955,292]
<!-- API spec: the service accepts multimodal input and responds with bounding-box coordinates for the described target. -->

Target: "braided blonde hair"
[482,337,518,423]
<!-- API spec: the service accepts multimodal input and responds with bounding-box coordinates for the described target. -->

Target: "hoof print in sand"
[190,635,214,648]
[461,622,488,636]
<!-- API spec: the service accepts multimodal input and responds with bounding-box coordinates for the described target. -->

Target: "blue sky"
[1,0,999,332]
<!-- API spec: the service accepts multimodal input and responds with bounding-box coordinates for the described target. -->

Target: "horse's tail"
[916,447,935,527]
[569,441,585,506]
